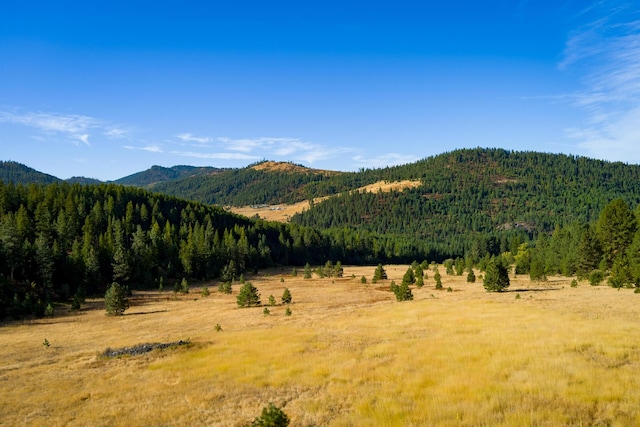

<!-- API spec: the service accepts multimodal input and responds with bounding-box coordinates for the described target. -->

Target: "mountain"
[113,165,226,187]
[291,148,640,257]
[0,161,61,185]
[150,161,345,205]
[65,176,103,185]
[5,149,640,262]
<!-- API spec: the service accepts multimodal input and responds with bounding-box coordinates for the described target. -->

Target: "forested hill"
[292,148,640,257]
[0,181,363,319]
[150,161,348,205]
[114,165,226,187]
[0,161,61,185]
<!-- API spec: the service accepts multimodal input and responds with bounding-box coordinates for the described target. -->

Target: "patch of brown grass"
[2,267,640,426]
[229,180,422,222]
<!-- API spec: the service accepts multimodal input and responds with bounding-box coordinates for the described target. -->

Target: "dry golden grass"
[2,266,640,426]
[229,180,421,222]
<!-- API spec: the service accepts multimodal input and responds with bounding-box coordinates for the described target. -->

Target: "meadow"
[2,266,640,426]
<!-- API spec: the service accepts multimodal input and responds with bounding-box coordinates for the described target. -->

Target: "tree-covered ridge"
[0,181,363,319]
[0,161,61,185]
[292,148,640,257]
[151,167,339,206]
[115,165,227,187]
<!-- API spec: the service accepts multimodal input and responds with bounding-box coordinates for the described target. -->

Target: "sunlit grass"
[2,266,640,425]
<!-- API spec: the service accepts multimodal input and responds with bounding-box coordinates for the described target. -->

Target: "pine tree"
[237,282,260,307]
[105,282,129,316]
[281,287,292,304]
[576,225,603,279]
[434,269,442,290]
[402,267,415,285]
[303,263,312,279]
[373,264,388,281]
[466,267,476,283]
[483,257,510,292]
[597,199,637,268]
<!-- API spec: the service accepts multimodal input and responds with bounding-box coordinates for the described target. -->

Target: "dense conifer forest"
[0,182,368,318]
[4,147,640,319]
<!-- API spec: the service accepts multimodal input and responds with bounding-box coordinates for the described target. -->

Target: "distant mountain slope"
[150,161,348,206]
[0,161,61,185]
[114,165,225,187]
[65,176,103,185]
[292,148,640,257]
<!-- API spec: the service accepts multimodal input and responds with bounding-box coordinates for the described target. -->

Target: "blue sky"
[1,1,639,181]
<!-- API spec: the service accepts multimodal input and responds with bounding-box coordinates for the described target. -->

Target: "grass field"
[2,266,640,426]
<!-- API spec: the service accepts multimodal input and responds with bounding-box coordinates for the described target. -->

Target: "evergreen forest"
[3,147,640,318]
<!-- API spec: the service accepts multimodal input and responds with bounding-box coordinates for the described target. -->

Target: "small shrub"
[635,287,640,294]
[268,295,276,306]
[285,307,292,316]
[70,295,80,310]
[175,277,189,294]
[303,263,312,279]
[43,338,50,348]
[201,286,210,297]
[263,307,270,316]
[570,279,578,288]
[466,269,476,283]
[589,270,606,286]
[515,293,521,299]
[219,281,232,294]
[252,403,290,427]
[215,323,222,332]
[291,267,298,277]
[44,303,54,317]
[280,277,285,283]
[390,280,413,302]
[360,275,367,284]
[446,287,453,293]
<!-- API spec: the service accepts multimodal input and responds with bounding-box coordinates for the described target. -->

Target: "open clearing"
[2,266,640,426]
[229,180,422,222]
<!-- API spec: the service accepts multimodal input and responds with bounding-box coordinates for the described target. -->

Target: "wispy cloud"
[171,150,258,160]
[0,109,129,146]
[176,133,213,144]
[124,144,164,153]
[561,1,640,162]
[171,133,363,165]
[352,153,420,169]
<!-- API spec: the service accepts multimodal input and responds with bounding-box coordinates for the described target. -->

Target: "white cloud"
[217,136,282,152]
[561,2,640,163]
[352,153,420,169]
[177,133,212,144]
[171,150,259,160]
[104,127,129,139]
[0,110,126,147]
[123,144,164,153]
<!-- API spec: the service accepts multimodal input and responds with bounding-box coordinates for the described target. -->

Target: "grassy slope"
[228,179,422,222]
[2,267,640,426]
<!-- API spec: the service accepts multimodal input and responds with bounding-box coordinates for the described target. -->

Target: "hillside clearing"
[2,266,640,426]
[229,179,422,222]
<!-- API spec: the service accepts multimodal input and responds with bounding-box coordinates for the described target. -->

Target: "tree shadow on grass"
[125,309,168,316]
[509,287,563,292]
